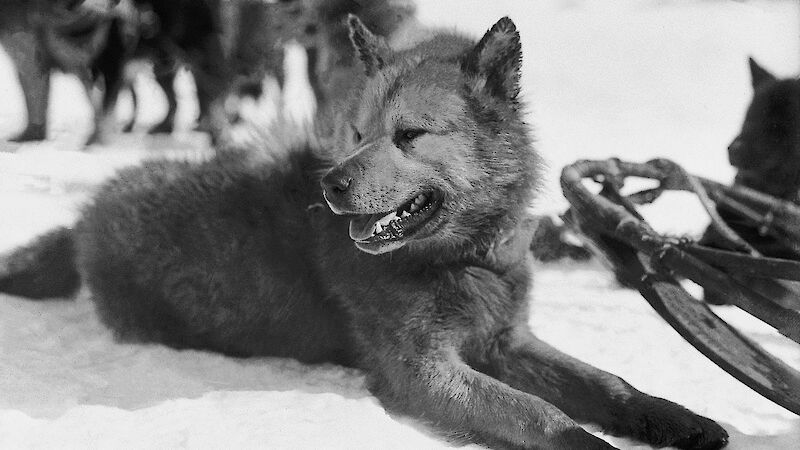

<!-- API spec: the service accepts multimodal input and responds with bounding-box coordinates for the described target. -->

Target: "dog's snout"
[727,137,746,166]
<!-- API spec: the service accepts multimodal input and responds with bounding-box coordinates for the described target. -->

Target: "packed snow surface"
[0,0,798,448]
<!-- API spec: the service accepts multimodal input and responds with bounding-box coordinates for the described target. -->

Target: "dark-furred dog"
[0,16,727,450]
[728,58,800,208]
[0,0,228,143]
[703,57,800,257]
[700,57,800,304]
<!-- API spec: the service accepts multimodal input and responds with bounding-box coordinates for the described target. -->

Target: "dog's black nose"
[321,172,352,195]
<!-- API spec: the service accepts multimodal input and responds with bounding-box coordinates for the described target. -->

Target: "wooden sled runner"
[560,157,800,415]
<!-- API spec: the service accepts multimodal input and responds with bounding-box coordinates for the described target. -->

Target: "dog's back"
[73,146,355,362]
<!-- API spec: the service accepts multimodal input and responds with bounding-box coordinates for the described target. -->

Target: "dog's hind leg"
[0,227,81,299]
[485,327,729,450]
[2,30,49,142]
[370,348,615,450]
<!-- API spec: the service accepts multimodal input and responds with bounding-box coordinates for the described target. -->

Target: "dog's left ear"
[463,17,522,100]
[348,14,389,77]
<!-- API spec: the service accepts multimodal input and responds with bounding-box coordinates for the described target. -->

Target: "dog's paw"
[622,396,728,450]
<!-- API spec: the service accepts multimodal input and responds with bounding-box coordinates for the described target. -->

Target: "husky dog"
[0,16,728,450]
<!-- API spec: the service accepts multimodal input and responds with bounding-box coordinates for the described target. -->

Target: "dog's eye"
[351,125,362,144]
[394,129,427,148]
[400,129,425,141]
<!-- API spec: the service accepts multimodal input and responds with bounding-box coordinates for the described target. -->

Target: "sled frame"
[560,157,800,416]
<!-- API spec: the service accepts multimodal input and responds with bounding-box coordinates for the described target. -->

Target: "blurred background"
[0,1,798,448]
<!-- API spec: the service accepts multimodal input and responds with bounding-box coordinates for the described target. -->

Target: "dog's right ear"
[749,57,776,88]
[348,14,389,77]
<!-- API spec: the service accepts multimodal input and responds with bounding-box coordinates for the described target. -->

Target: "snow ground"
[0,0,799,448]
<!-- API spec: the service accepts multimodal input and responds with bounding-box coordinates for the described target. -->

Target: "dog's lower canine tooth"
[375,222,383,233]
[402,211,411,218]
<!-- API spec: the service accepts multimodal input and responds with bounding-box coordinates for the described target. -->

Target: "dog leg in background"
[371,347,616,450]
[187,32,229,143]
[121,80,138,133]
[2,30,50,142]
[486,328,729,450]
[78,68,106,145]
[85,17,132,145]
[148,56,178,134]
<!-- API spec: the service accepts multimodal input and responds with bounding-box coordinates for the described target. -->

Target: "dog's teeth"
[409,203,420,213]
[414,194,426,205]
[374,222,383,233]
[402,211,411,218]
[379,212,397,226]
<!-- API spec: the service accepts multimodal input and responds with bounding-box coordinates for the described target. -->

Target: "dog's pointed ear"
[463,17,522,100]
[749,57,776,88]
[348,14,388,76]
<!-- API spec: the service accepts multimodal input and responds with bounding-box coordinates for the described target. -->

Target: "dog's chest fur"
[310,209,533,365]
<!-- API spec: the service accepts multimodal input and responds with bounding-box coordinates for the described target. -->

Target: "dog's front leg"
[369,348,616,450]
[2,30,49,141]
[486,327,728,449]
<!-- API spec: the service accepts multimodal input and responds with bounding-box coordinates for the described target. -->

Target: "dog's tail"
[0,227,81,300]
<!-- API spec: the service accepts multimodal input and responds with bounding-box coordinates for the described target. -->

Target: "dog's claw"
[620,396,729,450]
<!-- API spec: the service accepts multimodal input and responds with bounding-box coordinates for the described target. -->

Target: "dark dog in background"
[2,0,417,144]
[121,0,228,137]
[728,58,800,206]
[0,0,134,144]
[1,0,229,144]
[700,58,800,260]
[700,57,800,305]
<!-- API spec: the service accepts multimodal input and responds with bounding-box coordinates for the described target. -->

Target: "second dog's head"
[728,58,800,200]
[320,16,540,256]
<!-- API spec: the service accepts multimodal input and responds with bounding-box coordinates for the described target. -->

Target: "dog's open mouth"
[348,191,441,254]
